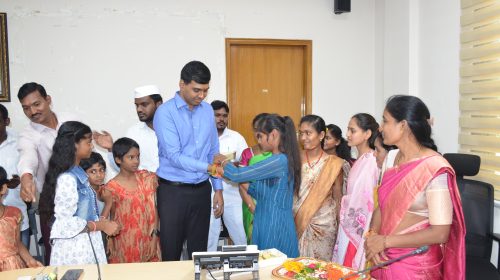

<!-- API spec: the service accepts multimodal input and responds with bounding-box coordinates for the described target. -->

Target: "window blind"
[460,0,500,199]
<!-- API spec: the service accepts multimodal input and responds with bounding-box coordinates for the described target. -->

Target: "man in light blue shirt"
[154,61,223,261]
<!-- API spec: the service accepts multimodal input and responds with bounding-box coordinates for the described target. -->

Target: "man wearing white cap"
[94,85,163,172]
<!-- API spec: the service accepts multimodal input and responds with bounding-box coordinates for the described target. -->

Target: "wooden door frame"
[225,38,313,120]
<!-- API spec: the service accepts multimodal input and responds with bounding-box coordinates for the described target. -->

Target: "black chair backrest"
[443,153,494,260]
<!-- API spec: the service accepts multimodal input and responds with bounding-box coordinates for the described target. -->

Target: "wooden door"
[226,39,312,146]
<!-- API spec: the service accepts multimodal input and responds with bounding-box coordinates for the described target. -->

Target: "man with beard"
[93,85,163,172]
[207,100,247,251]
[17,82,77,264]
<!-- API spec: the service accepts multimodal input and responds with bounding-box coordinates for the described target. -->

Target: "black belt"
[158,177,209,188]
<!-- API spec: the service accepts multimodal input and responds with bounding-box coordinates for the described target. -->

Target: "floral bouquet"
[272,257,369,280]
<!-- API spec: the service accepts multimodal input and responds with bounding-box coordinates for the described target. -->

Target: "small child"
[80,152,111,217]
[0,166,42,271]
[102,137,161,263]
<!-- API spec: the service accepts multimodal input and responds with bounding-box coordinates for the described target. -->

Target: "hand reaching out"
[213,154,227,165]
[20,174,36,202]
[93,131,114,152]
[25,257,43,268]
[216,165,224,177]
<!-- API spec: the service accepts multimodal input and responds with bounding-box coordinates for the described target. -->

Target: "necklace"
[306,150,324,169]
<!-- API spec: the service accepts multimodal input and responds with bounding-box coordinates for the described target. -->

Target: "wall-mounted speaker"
[334,0,351,14]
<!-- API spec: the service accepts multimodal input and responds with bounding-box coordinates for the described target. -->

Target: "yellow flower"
[283,260,305,273]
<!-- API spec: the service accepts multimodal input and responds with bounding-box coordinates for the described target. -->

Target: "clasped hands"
[208,153,233,219]
[364,232,389,266]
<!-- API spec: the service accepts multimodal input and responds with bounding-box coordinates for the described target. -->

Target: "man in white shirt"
[17,82,76,264]
[207,100,248,251]
[93,85,162,172]
[0,104,30,248]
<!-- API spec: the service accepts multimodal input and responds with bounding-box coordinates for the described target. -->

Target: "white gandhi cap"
[134,85,160,99]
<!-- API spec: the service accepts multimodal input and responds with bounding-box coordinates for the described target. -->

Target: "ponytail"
[256,114,302,194]
[282,116,302,194]
[325,124,352,162]
[336,138,352,162]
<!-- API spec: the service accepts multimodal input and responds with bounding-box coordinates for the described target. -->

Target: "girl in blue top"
[39,121,120,265]
[219,114,301,257]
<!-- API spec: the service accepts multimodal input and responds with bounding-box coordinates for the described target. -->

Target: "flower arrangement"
[273,258,368,280]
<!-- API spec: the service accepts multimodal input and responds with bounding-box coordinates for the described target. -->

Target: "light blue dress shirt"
[153,92,222,190]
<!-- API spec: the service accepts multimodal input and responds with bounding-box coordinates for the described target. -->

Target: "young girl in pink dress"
[0,166,42,271]
[102,137,161,263]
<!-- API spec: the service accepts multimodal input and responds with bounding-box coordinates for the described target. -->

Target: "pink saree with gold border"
[371,155,465,280]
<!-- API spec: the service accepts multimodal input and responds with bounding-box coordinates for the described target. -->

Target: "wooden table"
[0,261,278,280]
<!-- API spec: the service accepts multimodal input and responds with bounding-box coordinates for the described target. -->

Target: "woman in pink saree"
[366,95,465,280]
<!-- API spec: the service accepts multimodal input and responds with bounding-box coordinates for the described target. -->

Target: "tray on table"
[271,257,370,280]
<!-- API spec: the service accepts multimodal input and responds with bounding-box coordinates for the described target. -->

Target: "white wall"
[380,0,500,267]
[380,0,410,105]
[418,0,460,154]
[2,0,377,140]
[378,0,460,154]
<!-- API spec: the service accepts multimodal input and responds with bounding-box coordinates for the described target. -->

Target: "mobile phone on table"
[61,269,84,280]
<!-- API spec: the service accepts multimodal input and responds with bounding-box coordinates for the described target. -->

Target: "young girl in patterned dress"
[41,121,120,266]
[102,137,161,263]
[0,166,42,271]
